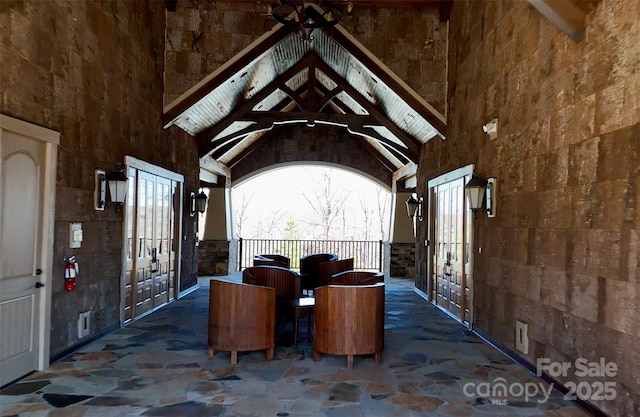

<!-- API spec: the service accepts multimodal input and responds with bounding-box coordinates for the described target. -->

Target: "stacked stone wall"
[390,243,416,278]
[417,1,640,415]
[198,240,230,276]
[230,125,392,186]
[164,2,447,115]
[0,0,199,356]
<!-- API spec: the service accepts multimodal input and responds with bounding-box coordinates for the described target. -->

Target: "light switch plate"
[69,222,83,248]
[515,319,529,354]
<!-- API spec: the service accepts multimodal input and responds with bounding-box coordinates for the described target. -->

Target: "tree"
[375,188,390,241]
[255,207,286,238]
[233,189,252,237]
[299,169,349,240]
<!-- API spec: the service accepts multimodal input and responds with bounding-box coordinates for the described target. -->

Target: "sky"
[229,165,391,241]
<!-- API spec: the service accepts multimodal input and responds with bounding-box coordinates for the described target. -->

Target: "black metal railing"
[238,238,383,271]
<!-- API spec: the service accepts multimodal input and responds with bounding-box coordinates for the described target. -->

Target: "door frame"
[427,163,475,328]
[0,114,59,373]
[121,156,184,325]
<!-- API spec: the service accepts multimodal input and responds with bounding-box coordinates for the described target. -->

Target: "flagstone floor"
[1,275,593,417]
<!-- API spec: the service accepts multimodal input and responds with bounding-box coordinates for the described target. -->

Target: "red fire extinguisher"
[64,256,78,291]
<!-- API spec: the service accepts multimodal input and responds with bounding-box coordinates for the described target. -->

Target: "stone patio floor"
[0,275,593,417]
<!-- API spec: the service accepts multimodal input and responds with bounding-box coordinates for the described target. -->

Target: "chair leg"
[208,347,214,359]
[266,347,274,361]
[231,351,238,364]
[347,355,353,369]
[314,350,320,362]
[374,352,381,365]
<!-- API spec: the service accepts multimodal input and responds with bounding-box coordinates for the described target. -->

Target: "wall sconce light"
[405,193,423,221]
[190,189,209,216]
[465,174,496,217]
[95,169,106,211]
[106,164,128,212]
[195,190,208,214]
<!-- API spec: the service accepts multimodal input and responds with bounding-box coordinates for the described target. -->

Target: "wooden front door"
[430,175,473,325]
[122,165,179,323]
[0,121,57,385]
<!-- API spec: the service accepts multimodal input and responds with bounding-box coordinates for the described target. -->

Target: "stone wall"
[230,124,392,187]
[197,240,230,276]
[417,1,640,415]
[164,2,447,115]
[389,242,416,278]
[0,0,199,356]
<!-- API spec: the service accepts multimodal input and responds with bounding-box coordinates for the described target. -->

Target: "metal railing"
[238,238,383,271]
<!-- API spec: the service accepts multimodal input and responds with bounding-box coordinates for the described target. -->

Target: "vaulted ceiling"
[162,3,447,185]
[162,0,600,185]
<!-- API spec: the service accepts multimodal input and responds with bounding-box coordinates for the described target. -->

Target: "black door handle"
[35,282,45,288]
[35,268,42,275]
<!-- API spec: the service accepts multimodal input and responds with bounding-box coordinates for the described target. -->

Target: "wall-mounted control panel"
[69,222,83,249]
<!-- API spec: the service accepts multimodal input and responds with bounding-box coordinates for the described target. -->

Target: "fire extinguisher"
[64,256,78,291]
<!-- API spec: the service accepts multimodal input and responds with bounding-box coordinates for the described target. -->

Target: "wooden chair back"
[242,265,300,299]
[253,254,290,269]
[313,283,385,368]
[317,258,354,287]
[330,270,384,286]
[299,253,338,291]
[208,279,275,364]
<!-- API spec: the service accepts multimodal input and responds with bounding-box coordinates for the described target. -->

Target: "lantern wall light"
[106,164,128,212]
[405,193,423,222]
[464,174,496,217]
[95,165,128,212]
[195,190,208,214]
[190,189,209,216]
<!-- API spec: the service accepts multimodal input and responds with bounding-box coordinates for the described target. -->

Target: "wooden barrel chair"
[317,258,354,287]
[253,254,290,269]
[208,279,275,364]
[330,270,384,286]
[313,283,385,369]
[299,253,338,294]
[242,266,301,328]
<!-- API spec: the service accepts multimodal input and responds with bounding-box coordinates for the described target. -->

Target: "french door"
[122,158,182,323]
[429,167,474,326]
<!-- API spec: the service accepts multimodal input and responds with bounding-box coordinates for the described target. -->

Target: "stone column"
[388,191,417,278]
[198,186,233,276]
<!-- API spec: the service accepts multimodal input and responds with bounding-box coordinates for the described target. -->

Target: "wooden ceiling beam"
[279,85,305,111]
[317,87,343,112]
[314,58,422,160]
[196,54,317,151]
[359,139,402,172]
[325,17,447,137]
[226,124,400,173]
[163,22,294,126]
[207,122,274,158]
[214,111,415,161]
[198,52,422,163]
[528,0,598,42]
